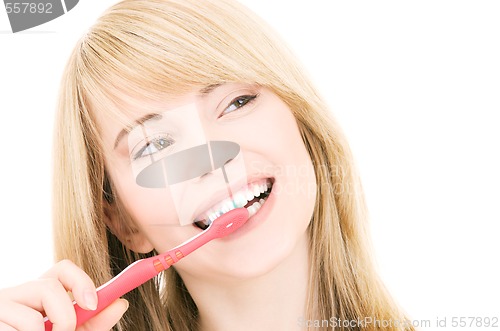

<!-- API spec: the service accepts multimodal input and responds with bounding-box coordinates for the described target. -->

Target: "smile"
[194,178,274,230]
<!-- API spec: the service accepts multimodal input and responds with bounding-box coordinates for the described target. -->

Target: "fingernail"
[121,299,129,310]
[84,289,98,310]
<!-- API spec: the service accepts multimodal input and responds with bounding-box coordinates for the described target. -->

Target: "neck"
[182,234,310,331]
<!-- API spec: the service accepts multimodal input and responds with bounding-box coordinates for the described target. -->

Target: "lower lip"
[219,183,276,241]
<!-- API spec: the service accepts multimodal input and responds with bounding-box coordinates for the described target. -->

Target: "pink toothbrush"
[44,208,249,330]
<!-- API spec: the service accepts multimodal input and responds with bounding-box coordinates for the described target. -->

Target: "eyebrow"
[113,84,222,149]
[113,113,162,149]
[199,83,222,95]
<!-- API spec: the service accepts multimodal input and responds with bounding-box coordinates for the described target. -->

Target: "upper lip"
[192,175,275,222]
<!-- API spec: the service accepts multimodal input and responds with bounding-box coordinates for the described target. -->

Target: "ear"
[103,200,155,254]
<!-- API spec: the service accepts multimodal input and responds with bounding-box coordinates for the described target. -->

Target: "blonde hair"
[53,0,414,330]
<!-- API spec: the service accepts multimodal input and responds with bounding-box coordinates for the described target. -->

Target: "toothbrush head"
[208,208,249,238]
[170,208,249,258]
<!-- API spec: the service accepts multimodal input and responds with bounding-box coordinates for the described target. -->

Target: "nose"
[209,141,240,170]
[135,141,241,188]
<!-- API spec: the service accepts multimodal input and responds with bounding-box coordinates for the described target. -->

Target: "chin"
[179,199,311,283]
[222,234,302,280]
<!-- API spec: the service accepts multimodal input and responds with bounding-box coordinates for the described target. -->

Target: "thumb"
[77,299,129,331]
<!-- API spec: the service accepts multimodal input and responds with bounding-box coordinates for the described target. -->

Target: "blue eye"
[133,135,174,159]
[221,94,258,116]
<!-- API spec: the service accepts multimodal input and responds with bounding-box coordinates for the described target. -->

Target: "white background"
[1,1,499,330]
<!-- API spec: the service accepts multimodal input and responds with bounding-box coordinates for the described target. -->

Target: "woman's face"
[97,83,316,281]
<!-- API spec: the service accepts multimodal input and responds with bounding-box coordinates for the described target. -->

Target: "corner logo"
[3,0,79,33]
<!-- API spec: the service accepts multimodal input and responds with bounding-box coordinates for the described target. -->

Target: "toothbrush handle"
[43,208,248,331]
[44,257,164,331]
[44,234,211,331]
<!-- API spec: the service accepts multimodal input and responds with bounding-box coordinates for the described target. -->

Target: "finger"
[0,321,17,331]
[78,299,129,331]
[4,278,76,331]
[41,260,97,311]
[39,278,78,331]
[0,301,44,331]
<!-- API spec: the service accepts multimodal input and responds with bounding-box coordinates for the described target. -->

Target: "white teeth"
[260,184,265,193]
[247,200,264,218]
[253,185,260,197]
[234,192,247,207]
[247,205,256,216]
[196,180,272,227]
[223,200,233,212]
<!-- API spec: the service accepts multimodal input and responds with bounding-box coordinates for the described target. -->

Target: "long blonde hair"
[53,0,414,330]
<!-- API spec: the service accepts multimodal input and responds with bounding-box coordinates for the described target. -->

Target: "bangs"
[72,0,286,129]
[66,0,326,165]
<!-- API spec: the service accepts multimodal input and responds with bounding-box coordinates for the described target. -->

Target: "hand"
[0,260,129,331]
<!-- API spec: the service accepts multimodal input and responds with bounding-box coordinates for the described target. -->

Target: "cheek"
[110,166,179,227]
[240,96,317,202]
[111,171,201,251]
[216,96,316,264]
[254,99,317,236]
